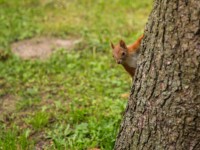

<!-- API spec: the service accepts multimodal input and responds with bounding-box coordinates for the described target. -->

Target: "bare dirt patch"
[0,95,17,121]
[11,37,81,60]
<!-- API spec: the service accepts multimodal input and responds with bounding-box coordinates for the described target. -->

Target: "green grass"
[0,0,153,149]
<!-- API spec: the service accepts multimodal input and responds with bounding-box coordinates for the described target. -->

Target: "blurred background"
[0,0,152,149]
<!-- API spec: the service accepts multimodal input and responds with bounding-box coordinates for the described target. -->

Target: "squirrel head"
[111,40,128,64]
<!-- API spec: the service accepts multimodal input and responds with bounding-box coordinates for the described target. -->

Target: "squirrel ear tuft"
[119,40,126,48]
[111,42,115,49]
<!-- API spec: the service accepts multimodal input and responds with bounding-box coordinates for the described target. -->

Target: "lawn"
[0,0,152,149]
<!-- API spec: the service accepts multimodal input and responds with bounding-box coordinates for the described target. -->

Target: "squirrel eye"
[122,52,126,56]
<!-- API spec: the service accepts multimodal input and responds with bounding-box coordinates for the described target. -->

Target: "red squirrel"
[111,34,144,77]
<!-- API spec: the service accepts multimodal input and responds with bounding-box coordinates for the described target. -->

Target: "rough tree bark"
[114,0,200,149]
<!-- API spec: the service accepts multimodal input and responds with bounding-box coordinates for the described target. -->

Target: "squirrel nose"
[117,60,122,64]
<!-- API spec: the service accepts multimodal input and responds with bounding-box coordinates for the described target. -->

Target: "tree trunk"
[114,0,200,149]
